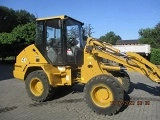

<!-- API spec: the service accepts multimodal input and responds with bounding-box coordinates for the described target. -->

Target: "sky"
[0,0,160,40]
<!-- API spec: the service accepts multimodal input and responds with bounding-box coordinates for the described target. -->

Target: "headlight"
[57,66,66,72]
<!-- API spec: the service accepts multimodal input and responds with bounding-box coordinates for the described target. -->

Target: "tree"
[150,48,160,65]
[84,24,94,37]
[0,22,36,58]
[139,22,160,48]
[0,6,36,33]
[0,32,14,44]
[0,6,36,44]
[0,6,36,59]
[99,31,121,45]
[0,22,36,44]
[12,22,36,44]
[68,26,79,38]
[15,9,36,25]
[0,6,17,33]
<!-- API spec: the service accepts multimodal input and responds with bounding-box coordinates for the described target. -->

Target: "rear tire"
[25,70,55,102]
[84,74,124,115]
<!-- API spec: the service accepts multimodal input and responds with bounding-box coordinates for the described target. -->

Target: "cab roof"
[36,15,84,25]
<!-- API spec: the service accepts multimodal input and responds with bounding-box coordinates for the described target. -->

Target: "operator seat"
[47,38,58,63]
[73,46,84,65]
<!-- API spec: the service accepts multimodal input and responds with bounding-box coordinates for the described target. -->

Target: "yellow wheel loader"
[13,15,160,115]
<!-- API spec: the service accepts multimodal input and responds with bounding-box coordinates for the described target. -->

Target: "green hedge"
[150,48,160,65]
[0,43,28,59]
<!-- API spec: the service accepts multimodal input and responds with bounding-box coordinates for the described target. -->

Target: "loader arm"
[85,38,160,83]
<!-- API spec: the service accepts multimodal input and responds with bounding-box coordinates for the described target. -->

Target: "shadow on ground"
[51,84,85,100]
[116,92,130,115]
[128,82,160,96]
[29,84,85,107]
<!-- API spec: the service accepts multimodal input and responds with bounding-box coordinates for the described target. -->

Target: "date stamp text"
[110,100,150,105]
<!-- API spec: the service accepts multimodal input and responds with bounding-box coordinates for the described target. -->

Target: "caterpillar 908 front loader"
[13,15,160,115]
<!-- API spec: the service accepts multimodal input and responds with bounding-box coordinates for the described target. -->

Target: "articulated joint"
[120,67,127,71]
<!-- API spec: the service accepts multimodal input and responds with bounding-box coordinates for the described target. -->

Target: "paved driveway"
[0,63,160,120]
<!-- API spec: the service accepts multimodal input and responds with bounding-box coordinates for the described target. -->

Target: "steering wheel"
[67,37,79,47]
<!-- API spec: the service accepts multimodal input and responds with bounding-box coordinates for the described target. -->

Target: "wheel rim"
[30,77,44,96]
[91,84,113,108]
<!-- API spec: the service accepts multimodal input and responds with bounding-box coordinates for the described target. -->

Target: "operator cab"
[35,15,84,66]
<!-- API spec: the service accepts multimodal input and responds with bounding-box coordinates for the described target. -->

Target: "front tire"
[84,74,124,115]
[111,71,131,93]
[25,70,55,102]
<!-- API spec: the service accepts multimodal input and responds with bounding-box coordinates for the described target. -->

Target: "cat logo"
[21,58,27,63]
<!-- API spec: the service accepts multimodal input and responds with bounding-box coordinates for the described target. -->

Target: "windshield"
[36,19,61,45]
[46,19,61,46]
[65,19,84,48]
